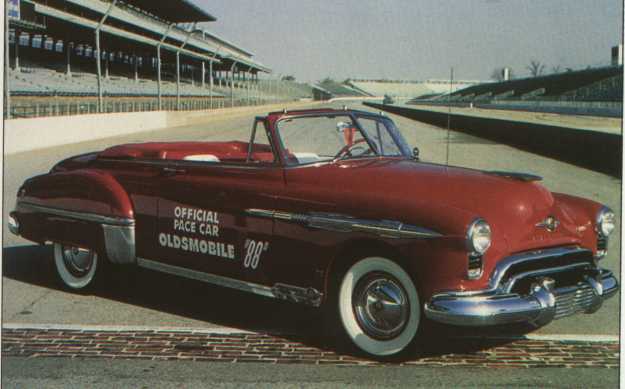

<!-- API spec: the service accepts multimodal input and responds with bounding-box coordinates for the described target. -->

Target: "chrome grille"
[554,283,597,319]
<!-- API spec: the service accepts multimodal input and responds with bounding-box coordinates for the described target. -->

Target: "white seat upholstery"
[183,154,220,162]
[293,152,322,164]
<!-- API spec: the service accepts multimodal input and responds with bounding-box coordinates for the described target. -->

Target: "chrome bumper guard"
[8,212,20,235]
[424,247,619,327]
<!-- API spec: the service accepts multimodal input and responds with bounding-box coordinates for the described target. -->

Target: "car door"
[147,120,284,285]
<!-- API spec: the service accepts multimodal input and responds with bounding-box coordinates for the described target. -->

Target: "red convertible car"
[9,108,618,358]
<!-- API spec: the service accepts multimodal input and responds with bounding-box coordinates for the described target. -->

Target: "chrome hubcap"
[352,272,410,340]
[61,245,94,277]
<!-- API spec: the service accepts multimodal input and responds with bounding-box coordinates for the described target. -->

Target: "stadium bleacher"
[434,66,623,102]
[6,0,313,117]
[348,80,479,100]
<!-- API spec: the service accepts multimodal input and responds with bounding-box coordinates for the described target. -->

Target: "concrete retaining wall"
[5,102,317,155]
[366,102,622,177]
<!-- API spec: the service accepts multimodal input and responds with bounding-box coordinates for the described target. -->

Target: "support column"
[95,29,103,112]
[176,51,181,110]
[14,28,20,71]
[66,41,72,75]
[105,55,109,79]
[209,60,213,108]
[95,0,117,113]
[157,23,175,110]
[230,62,236,107]
[175,22,196,111]
[201,61,205,88]
[246,67,253,105]
[134,53,138,82]
[5,6,11,119]
[157,46,162,109]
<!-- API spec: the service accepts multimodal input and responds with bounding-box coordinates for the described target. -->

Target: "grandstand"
[5,0,312,118]
[348,79,480,100]
[405,66,623,117]
[312,79,368,100]
[426,66,623,103]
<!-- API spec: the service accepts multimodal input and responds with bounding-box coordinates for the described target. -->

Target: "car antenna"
[445,67,453,166]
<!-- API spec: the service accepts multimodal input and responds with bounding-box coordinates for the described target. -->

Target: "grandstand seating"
[9,66,225,97]
[314,80,368,97]
[437,66,623,102]
[346,80,481,100]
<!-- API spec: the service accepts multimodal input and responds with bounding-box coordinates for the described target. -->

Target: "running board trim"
[136,257,323,307]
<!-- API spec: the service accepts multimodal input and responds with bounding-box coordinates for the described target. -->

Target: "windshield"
[276,113,410,165]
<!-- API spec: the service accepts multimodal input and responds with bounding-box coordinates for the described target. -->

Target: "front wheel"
[54,243,100,290]
[336,256,421,358]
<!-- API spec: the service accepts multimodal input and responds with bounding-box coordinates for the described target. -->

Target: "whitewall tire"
[54,243,99,290]
[338,256,420,357]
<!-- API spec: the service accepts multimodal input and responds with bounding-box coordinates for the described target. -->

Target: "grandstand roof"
[122,0,216,23]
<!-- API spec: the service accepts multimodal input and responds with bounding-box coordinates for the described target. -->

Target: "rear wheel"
[335,256,421,358]
[54,243,100,290]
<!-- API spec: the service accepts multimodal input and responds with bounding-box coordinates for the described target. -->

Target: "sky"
[196,0,622,83]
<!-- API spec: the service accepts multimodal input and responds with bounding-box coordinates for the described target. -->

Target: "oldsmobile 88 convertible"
[9,108,618,358]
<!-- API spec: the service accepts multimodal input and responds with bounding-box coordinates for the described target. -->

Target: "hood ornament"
[536,216,560,232]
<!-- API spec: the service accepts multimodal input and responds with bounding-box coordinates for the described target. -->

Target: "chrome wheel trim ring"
[338,257,420,357]
[352,272,410,340]
[54,243,98,290]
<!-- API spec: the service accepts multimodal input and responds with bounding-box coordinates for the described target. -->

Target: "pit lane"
[3,101,620,362]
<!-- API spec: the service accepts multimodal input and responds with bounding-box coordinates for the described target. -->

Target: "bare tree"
[551,65,562,74]
[527,60,545,77]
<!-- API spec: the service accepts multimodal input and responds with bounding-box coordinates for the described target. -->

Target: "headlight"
[597,206,616,237]
[466,218,492,255]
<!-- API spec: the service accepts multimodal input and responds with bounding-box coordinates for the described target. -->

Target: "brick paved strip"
[1,328,619,367]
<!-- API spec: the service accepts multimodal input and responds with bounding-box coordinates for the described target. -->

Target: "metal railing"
[5,77,313,119]
[7,96,296,118]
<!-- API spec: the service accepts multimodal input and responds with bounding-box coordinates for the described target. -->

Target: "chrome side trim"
[136,258,323,307]
[246,208,442,239]
[17,201,135,227]
[102,225,136,264]
[485,171,542,182]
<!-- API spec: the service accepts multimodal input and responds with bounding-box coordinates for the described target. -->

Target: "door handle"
[161,167,187,176]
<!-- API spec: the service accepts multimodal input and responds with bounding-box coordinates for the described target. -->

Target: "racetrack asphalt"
[2,100,621,344]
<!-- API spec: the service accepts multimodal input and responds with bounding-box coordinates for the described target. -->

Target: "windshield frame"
[273,112,411,166]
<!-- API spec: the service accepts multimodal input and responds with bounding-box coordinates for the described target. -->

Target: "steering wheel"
[333,138,369,160]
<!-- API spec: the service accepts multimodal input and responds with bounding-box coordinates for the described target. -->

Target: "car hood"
[290,158,582,253]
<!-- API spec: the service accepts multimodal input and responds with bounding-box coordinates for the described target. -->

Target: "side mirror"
[412,147,420,161]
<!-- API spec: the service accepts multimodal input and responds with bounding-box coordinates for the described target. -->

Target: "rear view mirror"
[413,147,420,161]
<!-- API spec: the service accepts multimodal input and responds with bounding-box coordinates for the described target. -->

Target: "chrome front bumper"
[424,247,619,327]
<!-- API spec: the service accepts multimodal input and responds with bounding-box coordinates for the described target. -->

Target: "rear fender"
[15,169,136,264]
